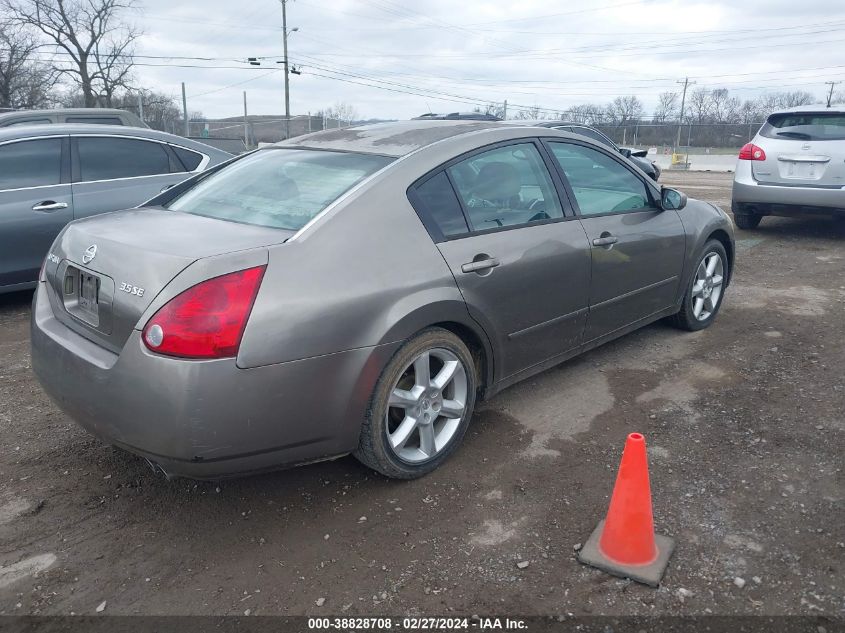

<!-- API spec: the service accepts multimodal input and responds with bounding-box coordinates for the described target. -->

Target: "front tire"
[354,328,477,479]
[733,212,762,230]
[671,240,729,332]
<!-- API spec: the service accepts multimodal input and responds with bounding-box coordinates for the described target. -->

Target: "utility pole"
[281,0,291,140]
[243,91,249,149]
[825,81,841,108]
[503,99,508,120]
[181,82,189,137]
[137,93,144,124]
[675,77,696,150]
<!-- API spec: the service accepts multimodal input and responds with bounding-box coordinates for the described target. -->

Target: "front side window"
[77,137,171,181]
[549,142,654,216]
[0,138,62,190]
[447,142,563,231]
[166,148,393,230]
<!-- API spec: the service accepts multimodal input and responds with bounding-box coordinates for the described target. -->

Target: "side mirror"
[620,148,632,158]
[661,187,687,210]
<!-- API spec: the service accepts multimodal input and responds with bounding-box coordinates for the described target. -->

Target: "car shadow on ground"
[739,215,845,240]
[0,288,34,310]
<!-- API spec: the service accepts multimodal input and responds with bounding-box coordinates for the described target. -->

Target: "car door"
[545,139,685,343]
[0,136,73,289]
[412,141,591,380]
[70,135,194,219]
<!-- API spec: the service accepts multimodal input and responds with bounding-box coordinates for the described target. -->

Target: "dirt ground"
[0,172,843,618]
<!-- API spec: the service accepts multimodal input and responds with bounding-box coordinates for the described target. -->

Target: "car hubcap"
[691,252,724,321]
[385,348,468,464]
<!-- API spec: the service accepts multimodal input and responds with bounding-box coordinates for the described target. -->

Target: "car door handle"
[32,201,69,212]
[461,257,500,274]
[592,235,619,247]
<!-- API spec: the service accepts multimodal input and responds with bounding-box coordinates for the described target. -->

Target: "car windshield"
[166,148,393,230]
[761,112,845,141]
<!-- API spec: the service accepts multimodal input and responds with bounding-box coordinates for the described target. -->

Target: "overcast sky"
[129,0,845,120]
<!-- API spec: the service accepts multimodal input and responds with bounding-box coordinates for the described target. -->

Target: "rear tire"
[354,328,477,479]
[733,212,762,230]
[671,240,729,332]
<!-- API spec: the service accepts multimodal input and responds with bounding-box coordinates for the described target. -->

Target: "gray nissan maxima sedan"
[31,120,734,480]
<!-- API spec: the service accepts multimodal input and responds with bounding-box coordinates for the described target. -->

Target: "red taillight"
[142,266,266,359]
[738,143,766,161]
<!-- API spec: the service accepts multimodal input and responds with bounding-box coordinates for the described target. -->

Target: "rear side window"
[66,116,123,126]
[77,137,171,181]
[761,112,845,141]
[172,145,204,171]
[413,172,469,238]
[0,138,62,190]
[447,142,563,231]
[166,148,393,230]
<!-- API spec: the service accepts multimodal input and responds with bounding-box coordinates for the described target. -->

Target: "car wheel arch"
[705,228,734,286]
[374,301,496,397]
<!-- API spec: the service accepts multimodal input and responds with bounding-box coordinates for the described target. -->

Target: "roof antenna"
[425,100,433,116]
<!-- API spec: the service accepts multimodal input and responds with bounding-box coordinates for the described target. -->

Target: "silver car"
[732,105,845,229]
[0,125,231,293]
[31,121,734,480]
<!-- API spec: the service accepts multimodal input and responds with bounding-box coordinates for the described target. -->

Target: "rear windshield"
[760,112,845,141]
[166,148,393,230]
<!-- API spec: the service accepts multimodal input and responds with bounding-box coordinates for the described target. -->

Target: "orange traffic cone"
[577,432,675,587]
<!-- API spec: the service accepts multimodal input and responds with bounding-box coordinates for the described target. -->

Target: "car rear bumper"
[732,161,845,216]
[31,282,398,479]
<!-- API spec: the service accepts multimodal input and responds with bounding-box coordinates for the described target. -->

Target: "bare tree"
[0,19,56,108]
[111,89,182,131]
[606,95,643,124]
[686,88,712,124]
[4,0,141,107]
[322,101,359,124]
[654,91,679,123]
[471,103,506,119]
[737,99,764,125]
[709,89,741,124]
[567,103,608,125]
[833,91,845,105]
[513,104,549,120]
[778,90,815,108]
[756,90,816,113]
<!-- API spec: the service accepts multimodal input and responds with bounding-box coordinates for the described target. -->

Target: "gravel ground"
[0,171,843,618]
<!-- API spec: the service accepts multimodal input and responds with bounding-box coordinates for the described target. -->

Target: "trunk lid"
[45,208,293,353]
[751,137,845,187]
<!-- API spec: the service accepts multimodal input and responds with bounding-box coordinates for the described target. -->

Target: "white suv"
[731,105,845,229]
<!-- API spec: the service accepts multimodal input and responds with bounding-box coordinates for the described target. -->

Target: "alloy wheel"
[691,252,724,321]
[385,348,469,464]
